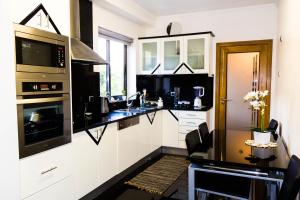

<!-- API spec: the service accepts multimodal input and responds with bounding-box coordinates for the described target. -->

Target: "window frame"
[103,38,128,98]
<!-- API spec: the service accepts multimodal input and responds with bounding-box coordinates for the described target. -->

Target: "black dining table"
[188,129,290,200]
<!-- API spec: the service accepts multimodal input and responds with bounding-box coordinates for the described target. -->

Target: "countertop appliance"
[14,24,69,75]
[193,86,205,108]
[100,97,109,114]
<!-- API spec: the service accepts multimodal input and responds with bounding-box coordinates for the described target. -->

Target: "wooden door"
[215,40,273,131]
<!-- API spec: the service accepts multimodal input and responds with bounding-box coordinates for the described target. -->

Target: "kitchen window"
[95,27,133,99]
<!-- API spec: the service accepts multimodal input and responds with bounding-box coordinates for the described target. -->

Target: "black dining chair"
[198,122,210,144]
[267,119,279,140]
[185,129,208,158]
[278,155,300,200]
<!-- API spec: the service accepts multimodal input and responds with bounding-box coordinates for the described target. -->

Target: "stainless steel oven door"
[17,94,71,158]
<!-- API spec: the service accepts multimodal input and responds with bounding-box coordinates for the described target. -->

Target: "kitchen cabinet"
[138,39,161,74]
[24,176,75,200]
[72,125,118,199]
[117,120,140,173]
[177,110,211,148]
[161,37,183,74]
[72,129,101,199]
[138,33,212,74]
[162,109,212,149]
[19,144,73,199]
[162,110,179,147]
[117,112,163,173]
[183,34,211,74]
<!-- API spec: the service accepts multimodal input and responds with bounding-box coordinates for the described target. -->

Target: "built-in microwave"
[14,24,69,75]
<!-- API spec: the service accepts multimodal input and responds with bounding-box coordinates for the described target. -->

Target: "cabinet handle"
[186,121,196,124]
[41,166,58,175]
[186,114,196,117]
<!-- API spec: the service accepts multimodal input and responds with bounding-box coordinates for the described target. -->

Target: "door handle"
[220,98,232,104]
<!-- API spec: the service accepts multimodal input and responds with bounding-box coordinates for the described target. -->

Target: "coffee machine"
[193,86,205,109]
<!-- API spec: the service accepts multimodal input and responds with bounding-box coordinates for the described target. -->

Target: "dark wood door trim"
[215,40,273,131]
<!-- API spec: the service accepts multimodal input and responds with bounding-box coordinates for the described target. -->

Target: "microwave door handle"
[16,97,67,104]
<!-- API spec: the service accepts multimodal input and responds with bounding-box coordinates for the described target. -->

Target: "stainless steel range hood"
[70,0,107,65]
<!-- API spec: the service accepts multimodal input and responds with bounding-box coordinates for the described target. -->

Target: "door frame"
[215,40,273,131]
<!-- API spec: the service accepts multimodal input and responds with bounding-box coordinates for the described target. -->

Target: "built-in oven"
[16,79,71,158]
[14,24,69,75]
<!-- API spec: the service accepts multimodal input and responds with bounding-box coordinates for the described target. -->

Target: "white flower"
[243,91,256,101]
[262,90,269,97]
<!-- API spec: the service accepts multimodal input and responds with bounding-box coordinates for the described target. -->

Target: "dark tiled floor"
[95,154,188,200]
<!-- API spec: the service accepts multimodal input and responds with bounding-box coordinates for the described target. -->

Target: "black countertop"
[190,130,290,173]
[73,106,212,133]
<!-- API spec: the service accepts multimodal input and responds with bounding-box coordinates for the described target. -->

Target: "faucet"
[126,92,141,111]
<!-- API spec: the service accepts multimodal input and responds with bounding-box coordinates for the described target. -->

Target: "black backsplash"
[136,74,214,108]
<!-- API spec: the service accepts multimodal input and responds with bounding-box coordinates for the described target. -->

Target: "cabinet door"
[150,111,163,151]
[183,34,211,74]
[20,144,72,199]
[117,125,139,173]
[162,110,179,147]
[98,124,118,185]
[161,37,183,74]
[24,176,75,200]
[72,131,100,199]
[138,39,161,74]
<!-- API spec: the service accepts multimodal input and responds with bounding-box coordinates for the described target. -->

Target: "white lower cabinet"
[24,176,75,200]
[177,110,211,149]
[72,125,118,199]
[19,110,212,199]
[20,144,73,199]
[162,110,179,147]
[162,109,211,149]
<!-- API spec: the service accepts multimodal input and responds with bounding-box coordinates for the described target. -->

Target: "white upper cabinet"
[161,37,184,74]
[138,33,213,75]
[183,34,211,74]
[138,39,161,74]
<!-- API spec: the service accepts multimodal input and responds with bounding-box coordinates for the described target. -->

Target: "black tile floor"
[95,154,188,200]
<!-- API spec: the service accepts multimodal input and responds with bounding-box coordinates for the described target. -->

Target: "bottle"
[158,97,163,108]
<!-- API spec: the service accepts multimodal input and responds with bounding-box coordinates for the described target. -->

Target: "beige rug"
[125,155,189,195]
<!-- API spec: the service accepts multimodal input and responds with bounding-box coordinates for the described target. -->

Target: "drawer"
[178,111,206,119]
[178,132,189,141]
[20,144,72,199]
[179,118,205,127]
[178,125,198,134]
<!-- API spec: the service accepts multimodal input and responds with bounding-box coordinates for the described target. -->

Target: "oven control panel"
[22,82,63,92]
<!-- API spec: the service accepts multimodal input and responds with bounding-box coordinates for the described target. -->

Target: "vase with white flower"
[244,90,270,145]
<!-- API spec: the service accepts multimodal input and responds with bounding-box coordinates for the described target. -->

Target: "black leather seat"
[278,155,300,200]
[185,129,208,158]
[267,119,279,140]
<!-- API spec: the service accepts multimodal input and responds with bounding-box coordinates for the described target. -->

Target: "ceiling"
[132,0,276,16]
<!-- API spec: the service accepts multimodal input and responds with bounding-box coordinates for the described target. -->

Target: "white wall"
[145,4,277,129]
[275,0,300,157]
[93,1,147,95]
[0,0,19,198]
[12,0,70,36]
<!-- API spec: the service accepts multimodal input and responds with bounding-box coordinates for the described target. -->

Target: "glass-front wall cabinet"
[139,39,160,74]
[138,33,212,74]
[161,38,183,74]
[184,35,210,73]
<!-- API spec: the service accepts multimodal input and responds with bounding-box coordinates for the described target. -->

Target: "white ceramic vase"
[253,131,271,145]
